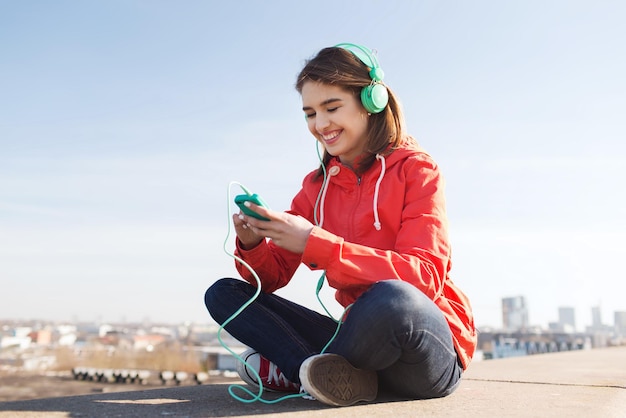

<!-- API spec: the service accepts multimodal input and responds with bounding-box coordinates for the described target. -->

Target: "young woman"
[205,43,477,407]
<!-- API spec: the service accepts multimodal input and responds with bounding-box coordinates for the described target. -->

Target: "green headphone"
[335,42,389,114]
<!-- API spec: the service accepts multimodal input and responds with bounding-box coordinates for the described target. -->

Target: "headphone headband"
[334,42,384,81]
[334,42,389,114]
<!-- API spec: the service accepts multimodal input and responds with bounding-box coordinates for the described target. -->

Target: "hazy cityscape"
[479,296,626,359]
[1,295,625,401]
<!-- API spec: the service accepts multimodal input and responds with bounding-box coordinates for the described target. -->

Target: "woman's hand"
[235,201,314,254]
[232,210,264,250]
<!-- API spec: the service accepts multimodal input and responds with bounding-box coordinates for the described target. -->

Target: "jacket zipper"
[349,175,362,239]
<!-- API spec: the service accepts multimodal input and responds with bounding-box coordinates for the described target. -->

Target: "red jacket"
[235,137,477,370]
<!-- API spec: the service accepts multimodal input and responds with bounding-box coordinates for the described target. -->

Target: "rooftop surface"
[1,346,625,417]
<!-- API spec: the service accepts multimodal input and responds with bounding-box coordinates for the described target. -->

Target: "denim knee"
[205,278,231,308]
[365,280,435,319]
[204,278,251,324]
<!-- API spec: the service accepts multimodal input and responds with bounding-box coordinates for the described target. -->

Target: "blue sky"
[1,1,625,330]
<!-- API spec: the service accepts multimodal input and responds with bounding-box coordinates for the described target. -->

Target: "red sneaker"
[236,349,301,393]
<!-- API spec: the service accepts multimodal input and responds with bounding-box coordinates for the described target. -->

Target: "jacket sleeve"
[300,156,451,303]
[232,171,320,293]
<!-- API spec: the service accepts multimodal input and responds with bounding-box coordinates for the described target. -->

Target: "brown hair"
[295,46,407,176]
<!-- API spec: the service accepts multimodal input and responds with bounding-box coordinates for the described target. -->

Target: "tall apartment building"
[615,311,626,337]
[502,296,528,331]
[558,306,576,332]
[591,306,603,328]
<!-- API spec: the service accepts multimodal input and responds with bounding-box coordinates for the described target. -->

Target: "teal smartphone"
[234,193,270,221]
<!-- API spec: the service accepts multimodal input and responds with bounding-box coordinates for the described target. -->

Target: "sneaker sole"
[299,354,377,407]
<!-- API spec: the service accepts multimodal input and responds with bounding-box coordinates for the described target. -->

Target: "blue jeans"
[205,278,462,399]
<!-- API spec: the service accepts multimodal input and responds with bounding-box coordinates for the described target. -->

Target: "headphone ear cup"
[361,83,389,114]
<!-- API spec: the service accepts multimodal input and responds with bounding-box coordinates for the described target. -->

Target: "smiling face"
[301,81,370,168]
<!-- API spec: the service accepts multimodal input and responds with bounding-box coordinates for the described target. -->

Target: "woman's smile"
[321,129,342,145]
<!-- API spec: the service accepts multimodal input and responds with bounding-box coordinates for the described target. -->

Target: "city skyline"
[499,294,626,333]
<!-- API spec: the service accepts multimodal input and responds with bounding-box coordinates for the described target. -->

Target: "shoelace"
[267,362,297,388]
[300,386,316,401]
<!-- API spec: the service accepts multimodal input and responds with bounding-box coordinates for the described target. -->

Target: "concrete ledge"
[1,346,624,417]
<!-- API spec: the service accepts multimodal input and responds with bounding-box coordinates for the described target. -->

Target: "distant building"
[502,296,528,331]
[586,306,612,348]
[615,311,626,337]
[547,321,562,332]
[558,307,576,333]
[591,306,603,329]
[133,334,167,351]
[29,329,52,346]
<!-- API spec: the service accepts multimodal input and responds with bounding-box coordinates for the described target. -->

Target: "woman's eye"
[327,107,338,113]
[305,113,315,119]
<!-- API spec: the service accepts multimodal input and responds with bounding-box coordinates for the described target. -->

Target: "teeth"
[322,131,339,141]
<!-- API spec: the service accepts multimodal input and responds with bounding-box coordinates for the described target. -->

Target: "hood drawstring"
[316,156,386,231]
[316,165,339,228]
[373,154,386,231]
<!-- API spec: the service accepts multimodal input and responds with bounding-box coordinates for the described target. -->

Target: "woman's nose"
[315,114,330,131]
